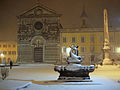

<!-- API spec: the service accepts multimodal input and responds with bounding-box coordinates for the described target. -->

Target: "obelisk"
[103,9,113,65]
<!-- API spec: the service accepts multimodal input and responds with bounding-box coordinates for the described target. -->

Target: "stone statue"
[67,45,83,64]
[54,45,95,81]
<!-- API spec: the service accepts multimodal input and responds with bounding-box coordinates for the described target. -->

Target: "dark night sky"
[0,0,120,41]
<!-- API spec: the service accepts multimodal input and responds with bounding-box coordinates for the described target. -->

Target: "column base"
[103,58,113,65]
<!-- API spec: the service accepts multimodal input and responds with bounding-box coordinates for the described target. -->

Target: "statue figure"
[67,45,83,64]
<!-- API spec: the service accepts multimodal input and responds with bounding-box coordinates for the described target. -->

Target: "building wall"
[60,28,120,65]
[0,41,17,64]
[0,28,120,65]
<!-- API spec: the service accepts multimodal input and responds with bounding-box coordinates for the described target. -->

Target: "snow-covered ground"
[0,64,120,90]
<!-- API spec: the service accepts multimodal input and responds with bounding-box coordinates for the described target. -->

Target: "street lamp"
[116,47,120,53]
[0,53,4,57]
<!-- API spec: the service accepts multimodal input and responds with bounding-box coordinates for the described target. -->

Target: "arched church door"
[34,47,43,62]
[33,40,43,62]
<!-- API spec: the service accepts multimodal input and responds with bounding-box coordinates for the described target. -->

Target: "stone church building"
[17,4,62,63]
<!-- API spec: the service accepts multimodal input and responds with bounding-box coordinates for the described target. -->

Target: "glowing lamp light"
[116,47,120,53]
[66,48,71,56]
[0,53,5,58]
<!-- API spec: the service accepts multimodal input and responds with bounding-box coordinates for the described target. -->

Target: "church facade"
[17,4,62,63]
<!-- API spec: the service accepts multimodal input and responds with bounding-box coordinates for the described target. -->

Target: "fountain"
[54,45,95,81]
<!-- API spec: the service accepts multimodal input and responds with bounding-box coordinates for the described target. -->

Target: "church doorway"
[31,36,45,63]
[34,46,43,62]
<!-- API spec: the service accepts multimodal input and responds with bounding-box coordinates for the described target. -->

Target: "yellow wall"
[60,28,119,64]
[60,32,103,53]
[0,41,17,64]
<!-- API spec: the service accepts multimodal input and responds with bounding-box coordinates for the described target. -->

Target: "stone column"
[103,9,113,65]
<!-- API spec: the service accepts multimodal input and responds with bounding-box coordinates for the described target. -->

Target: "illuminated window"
[63,37,67,43]
[81,36,85,43]
[72,37,76,43]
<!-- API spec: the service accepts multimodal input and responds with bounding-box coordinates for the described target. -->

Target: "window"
[100,35,103,42]
[110,36,114,42]
[7,58,11,61]
[3,51,7,55]
[80,46,85,52]
[90,35,95,43]
[3,45,7,48]
[63,37,67,43]
[81,36,85,43]
[100,46,103,51]
[90,46,95,52]
[8,45,11,48]
[63,47,66,53]
[13,45,16,48]
[8,51,12,55]
[3,57,6,60]
[72,37,76,43]
[12,51,16,55]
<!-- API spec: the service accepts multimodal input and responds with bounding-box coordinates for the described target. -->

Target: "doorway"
[34,47,43,62]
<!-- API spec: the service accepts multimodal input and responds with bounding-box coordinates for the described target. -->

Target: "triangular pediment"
[18,4,61,17]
